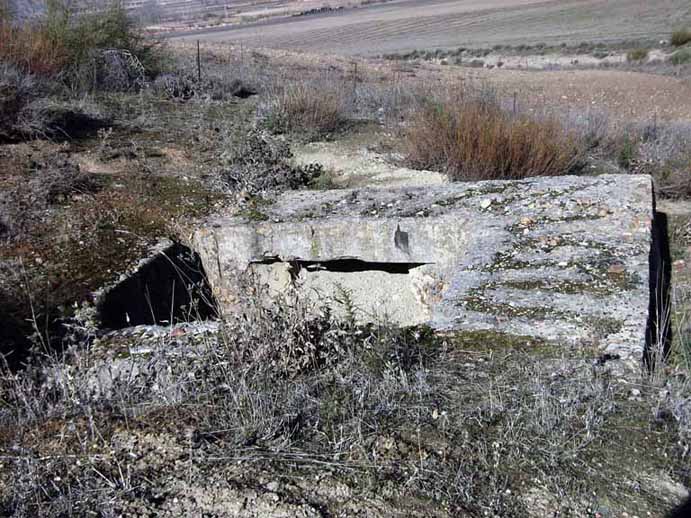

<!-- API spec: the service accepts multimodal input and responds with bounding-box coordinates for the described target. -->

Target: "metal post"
[197,40,201,83]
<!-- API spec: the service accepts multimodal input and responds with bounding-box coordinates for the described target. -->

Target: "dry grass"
[671,28,691,47]
[259,80,351,138]
[671,48,691,66]
[0,294,688,515]
[0,22,69,76]
[405,93,584,181]
[0,2,161,91]
[626,48,649,62]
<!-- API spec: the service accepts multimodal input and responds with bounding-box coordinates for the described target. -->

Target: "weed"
[0,307,686,515]
[616,133,638,170]
[0,64,35,141]
[636,122,691,198]
[626,48,649,62]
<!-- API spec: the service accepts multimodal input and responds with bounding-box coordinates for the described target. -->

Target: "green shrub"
[626,48,649,62]
[671,29,691,47]
[405,95,584,181]
[670,48,691,65]
[616,134,638,170]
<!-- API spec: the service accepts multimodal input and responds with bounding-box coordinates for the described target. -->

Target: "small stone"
[608,263,625,274]
[480,199,492,209]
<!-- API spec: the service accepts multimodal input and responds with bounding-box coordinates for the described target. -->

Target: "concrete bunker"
[194,175,660,365]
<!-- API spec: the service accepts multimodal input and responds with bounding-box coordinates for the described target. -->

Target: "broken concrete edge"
[192,174,663,373]
[93,238,217,330]
[644,191,672,370]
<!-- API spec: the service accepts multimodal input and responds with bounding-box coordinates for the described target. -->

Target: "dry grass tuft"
[0,22,69,76]
[405,95,584,181]
[671,28,691,47]
[259,80,350,138]
[626,48,649,62]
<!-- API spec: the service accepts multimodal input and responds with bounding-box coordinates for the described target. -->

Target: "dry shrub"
[221,129,323,194]
[260,80,349,138]
[0,1,161,90]
[405,97,584,181]
[0,64,36,140]
[635,122,691,199]
[0,157,105,241]
[0,22,69,76]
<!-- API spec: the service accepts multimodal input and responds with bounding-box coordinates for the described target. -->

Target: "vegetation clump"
[670,48,691,65]
[259,80,350,139]
[626,48,649,62]
[222,129,324,194]
[0,0,162,90]
[0,299,688,515]
[405,93,584,181]
[671,28,691,47]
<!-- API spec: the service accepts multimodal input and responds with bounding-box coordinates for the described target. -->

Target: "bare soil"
[170,0,690,56]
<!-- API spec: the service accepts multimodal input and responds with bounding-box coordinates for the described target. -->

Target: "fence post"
[352,62,358,97]
[197,40,201,83]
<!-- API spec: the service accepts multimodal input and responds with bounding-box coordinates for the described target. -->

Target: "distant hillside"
[5,1,382,30]
[6,0,300,25]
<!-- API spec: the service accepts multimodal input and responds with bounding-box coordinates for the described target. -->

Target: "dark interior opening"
[252,257,430,275]
[644,209,672,369]
[97,242,217,329]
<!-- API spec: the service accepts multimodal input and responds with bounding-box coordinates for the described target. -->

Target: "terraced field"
[170,0,691,55]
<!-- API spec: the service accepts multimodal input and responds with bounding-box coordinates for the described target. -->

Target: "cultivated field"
[171,0,691,55]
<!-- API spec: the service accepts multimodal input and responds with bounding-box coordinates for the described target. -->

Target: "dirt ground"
[170,0,690,56]
[181,41,691,126]
[416,63,691,125]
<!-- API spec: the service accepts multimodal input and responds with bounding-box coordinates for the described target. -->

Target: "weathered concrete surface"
[293,140,447,189]
[193,174,655,362]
